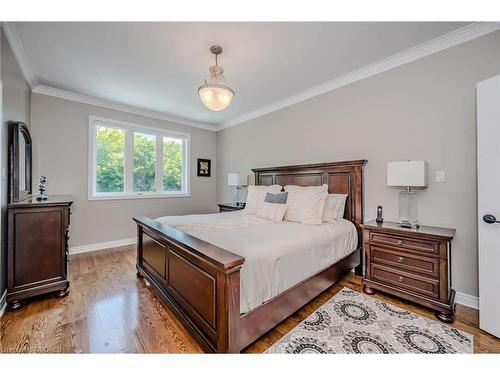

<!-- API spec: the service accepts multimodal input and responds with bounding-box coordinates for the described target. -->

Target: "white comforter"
[156,211,358,314]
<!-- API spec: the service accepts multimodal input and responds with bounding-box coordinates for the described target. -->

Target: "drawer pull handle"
[397,257,404,263]
[396,240,404,245]
[398,276,404,282]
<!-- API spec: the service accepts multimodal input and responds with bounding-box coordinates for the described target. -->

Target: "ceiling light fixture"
[198,45,234,111]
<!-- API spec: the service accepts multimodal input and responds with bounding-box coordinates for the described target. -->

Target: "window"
[89,116,189,199]
[133,132,156,192]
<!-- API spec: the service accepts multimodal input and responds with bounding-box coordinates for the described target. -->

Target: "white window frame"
[88,115,190,200]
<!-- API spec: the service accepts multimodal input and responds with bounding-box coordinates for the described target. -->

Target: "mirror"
[8,121,32,202]
[19,134,26,191]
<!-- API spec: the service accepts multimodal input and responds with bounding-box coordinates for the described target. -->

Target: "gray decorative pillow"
[264,192,288,204]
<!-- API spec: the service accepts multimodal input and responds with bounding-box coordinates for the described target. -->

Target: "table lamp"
[387,161,428,228]
[227,173,248,206]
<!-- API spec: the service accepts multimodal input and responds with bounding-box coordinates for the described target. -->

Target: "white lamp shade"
[227,173,238,186]
[227,173,248,186]
[198,84,234,111]
[387,161,428,187]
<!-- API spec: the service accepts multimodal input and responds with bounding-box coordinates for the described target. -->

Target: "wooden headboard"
[252,160,367,237]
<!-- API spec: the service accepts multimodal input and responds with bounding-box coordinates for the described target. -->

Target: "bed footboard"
[134,216,245,353]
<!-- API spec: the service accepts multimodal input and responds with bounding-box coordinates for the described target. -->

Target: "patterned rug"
[266,288,473,354]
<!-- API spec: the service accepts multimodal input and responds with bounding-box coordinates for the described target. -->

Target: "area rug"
[265,288,473,354]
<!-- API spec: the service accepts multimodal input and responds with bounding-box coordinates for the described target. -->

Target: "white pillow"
[244,185,282,214]
[256,202,287,223]
[335,194,348,219]
[283,185,328,225]
[322,194,348,222]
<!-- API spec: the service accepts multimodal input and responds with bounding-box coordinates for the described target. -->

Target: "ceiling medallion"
[198,45,235,111]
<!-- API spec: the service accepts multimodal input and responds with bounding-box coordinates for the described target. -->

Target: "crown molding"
[218,22,500,130]
[32,85,217,131]
[1,22,38,89]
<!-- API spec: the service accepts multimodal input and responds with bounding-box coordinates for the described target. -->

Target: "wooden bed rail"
[134,217,245,270]
[134,216,244,352]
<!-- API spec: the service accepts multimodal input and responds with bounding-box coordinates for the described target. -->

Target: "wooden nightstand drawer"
[370,232,439,256]
[371,246,439,277]
[370,263,439,299]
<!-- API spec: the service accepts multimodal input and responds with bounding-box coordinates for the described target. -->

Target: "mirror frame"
[8,121,32,203]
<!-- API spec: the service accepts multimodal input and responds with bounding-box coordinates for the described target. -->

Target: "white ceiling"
[13,22,471,127]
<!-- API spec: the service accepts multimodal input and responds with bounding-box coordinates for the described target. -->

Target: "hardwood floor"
[1,245,499,353]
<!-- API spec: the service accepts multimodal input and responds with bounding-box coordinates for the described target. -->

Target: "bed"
[134,160,367,353]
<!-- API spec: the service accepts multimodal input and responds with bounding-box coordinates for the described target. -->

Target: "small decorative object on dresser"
[36,175,48,201]
[6,196,73,310]
[376,205,384,223]
[361,220,456,323]
[218,202,245,212]
[197,158,211,177]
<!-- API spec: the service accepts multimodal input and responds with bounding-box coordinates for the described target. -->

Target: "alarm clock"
[376,206,384,223]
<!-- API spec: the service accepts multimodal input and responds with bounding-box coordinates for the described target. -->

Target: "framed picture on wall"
[197,158,211,177]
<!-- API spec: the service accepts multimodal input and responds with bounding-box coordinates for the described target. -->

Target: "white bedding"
[156,211,358,314]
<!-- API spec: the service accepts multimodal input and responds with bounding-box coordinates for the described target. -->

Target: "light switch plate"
[435,171,446,183]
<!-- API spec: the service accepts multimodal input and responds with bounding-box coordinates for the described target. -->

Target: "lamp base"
[233,186,243,205]
[398,189,419,229]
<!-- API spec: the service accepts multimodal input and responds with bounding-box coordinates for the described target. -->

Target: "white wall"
[217,31,500,298]
[31,93,217,248]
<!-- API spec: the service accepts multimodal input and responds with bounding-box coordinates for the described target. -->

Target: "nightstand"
[361,220,456,323]
[218,203,245,212]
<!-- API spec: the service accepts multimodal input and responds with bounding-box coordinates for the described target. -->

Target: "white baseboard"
[455,291,479,310]
[0,290,7,319]
[69,237,136,255]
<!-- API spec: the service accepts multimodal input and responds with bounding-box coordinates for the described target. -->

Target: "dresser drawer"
[369,232,439,256]
[370,263,439,299]
[371,246,439,277]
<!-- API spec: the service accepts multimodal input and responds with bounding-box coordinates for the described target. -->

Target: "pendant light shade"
[198,84,234,111]
[198,45,234,111]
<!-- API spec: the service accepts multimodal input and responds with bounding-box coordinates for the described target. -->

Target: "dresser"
[361,220,456,323]
[218,203,245,212]
[6,196,73,310]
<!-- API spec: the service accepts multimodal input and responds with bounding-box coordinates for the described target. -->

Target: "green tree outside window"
[134,132,156,192]
[96,126,125,193]
[163,137,183,191]
[95,125,185,195]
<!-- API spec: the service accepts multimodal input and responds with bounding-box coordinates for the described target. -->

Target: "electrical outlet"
[435,171,446,183]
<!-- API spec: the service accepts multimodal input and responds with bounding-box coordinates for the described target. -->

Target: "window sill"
[88,192,191,201]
